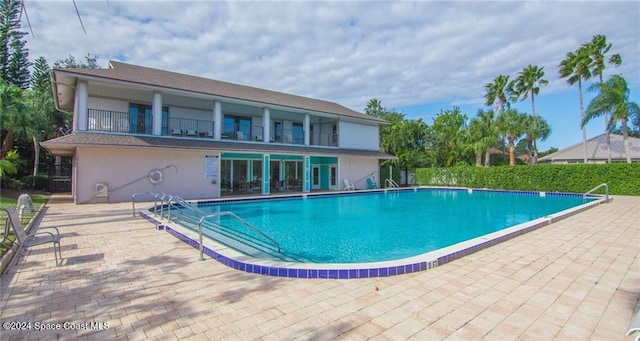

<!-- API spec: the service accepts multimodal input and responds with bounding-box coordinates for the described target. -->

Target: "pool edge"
[140,187,607,279]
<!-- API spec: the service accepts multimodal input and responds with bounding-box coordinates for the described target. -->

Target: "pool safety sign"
[205,155,219,180]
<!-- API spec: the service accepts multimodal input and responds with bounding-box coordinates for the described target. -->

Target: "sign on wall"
[205,155,219,180]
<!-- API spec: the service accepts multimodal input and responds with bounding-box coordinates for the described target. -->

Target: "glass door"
[329,165,338,190]
[311,165,320,190]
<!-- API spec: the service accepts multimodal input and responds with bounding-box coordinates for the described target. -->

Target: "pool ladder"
[385,178,400,190]
[132,192,281,259]
[583,183,609,203]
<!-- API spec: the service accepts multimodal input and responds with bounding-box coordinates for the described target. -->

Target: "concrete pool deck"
[0,194,638,340]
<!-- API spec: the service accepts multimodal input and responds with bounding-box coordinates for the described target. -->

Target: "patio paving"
[0,193,638,340]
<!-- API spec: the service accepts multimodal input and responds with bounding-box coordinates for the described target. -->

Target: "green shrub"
[416,163,640,196]
[0,177,24,190]
[23,175,50,191]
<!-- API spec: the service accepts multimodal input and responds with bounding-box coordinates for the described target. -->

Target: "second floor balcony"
[87,109,338,147]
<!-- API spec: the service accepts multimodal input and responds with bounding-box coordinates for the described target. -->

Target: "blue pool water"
[182,189,590,264]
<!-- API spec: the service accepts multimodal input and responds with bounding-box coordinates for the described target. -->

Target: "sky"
[20,0,640,151]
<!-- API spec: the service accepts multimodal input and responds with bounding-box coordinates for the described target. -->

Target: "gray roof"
[52,61,388,124]
[539,133,640,163]
[41,132,395,159]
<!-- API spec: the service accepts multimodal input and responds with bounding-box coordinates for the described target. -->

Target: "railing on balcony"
[168,117,215,138]
[222,124,268,142]
[310,132,339,147]
[87,109,340,146]
[88,109,131,133]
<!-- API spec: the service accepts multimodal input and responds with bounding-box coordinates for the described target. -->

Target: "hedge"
[416,163,640,196]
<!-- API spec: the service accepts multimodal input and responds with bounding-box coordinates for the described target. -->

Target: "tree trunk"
[475,151,482,167]
[622,117,632,163]
[600,73,612,163]
[32,135,40,179]
[508,135,515,166]
[526,134,533,166]
[484,149,491,168]
[578,80,588,163]
[531,93,539,164]
[1,132,15,158]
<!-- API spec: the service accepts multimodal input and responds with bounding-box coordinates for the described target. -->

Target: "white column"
[152,92,163,135]
[303,156,311,192]
[75,80,88,131]
[263,108,271,143]
[262,154,270,195]
[304,113,310,146]
[214,101,222,140]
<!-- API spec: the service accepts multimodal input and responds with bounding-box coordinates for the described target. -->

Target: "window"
[223,115,251,140]
[293,122,303,144]
[273,121,282,142]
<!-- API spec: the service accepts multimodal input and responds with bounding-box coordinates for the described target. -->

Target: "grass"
[0,189,50,257]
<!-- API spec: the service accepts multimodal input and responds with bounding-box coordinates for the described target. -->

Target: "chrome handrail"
[131,192,156,216]
[583,183,609,203]
[198,211,281,260]
[143,192,281,260]
[385,178,399,189]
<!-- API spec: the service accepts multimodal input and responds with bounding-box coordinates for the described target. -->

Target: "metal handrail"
[198,211,281,260]
[385,178,399,189]
[143,192,281,260]
[583,183,609,203]
[154,192,169,218]
[131,192,156,216]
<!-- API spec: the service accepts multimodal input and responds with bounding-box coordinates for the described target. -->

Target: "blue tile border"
[141,187,604,279]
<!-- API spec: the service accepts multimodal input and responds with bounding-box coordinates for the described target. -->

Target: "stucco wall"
[339,157,379,190]
[339,122,379,150]
[74,147,221,203]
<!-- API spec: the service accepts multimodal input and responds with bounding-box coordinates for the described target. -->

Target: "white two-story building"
[41,61,393,203]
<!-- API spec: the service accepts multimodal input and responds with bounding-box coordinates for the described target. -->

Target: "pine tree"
[0,0,23,83]
[7,31,30,88]
[30,56,50,92]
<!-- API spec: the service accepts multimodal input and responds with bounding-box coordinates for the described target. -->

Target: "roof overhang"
[51,70,77,111]
[40,132,396,160]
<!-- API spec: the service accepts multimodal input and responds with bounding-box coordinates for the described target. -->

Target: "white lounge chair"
[2,206,63,266]
[343,179,355,191]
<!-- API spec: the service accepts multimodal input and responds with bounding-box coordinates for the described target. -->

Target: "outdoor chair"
[343,179,355,191]
[367,177,378,189]
[2,206,63,266]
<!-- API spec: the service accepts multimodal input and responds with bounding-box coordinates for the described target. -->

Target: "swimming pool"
[143,188,604,279]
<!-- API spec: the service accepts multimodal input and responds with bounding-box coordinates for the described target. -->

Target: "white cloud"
[23,0,639,116]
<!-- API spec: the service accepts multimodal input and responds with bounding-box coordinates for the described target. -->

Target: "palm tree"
[522,114,552,164]
[467,117,487,167]
[478,109,498,167]
[497,108,528,166]
[559,46,592,163]
[0,80,28,158]
[484,75,512,114]
[585,34,622,162]
[512,65,548,164]
[364,98,384,118]
[466,109,498,167]
[0,150,19,178]
[584,75,640,163]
